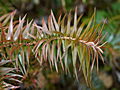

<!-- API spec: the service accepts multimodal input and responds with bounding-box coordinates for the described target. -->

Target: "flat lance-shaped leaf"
[6,15,14,40]
[70,7,77,36]
[73,7,77,32]
[0,60,12,66]
[50,15,55,31]
[51,10,59,31]
[7,78,22,83]
[3,15,10,26]
[72,46,78,80]
[13,15,27,41]
[0,67,16,75]
[80,13,95,39]
[66,13,71,35]
[76,20,86,38]
[42,18,51,35]
[22,20,33,39]
[18,54,27,75]
[60,14,66,33]
[6,73,23,78]
[0,14,9,22]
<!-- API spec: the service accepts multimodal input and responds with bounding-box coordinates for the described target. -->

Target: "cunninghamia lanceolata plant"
[0,8,106,89]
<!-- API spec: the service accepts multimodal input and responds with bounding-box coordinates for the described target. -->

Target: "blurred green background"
[0,0,120,90]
